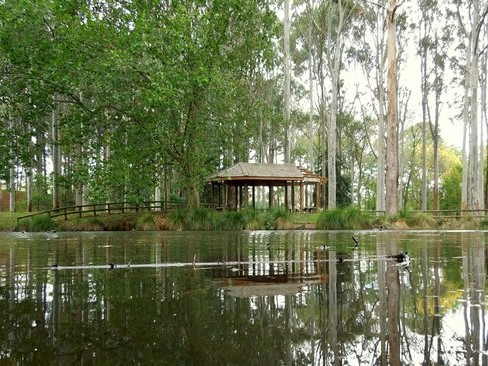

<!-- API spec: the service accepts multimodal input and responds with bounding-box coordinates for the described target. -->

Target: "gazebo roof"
[209,163,326,185]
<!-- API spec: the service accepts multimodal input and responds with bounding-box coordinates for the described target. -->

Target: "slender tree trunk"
[420,20,429,211]
[327,1,345,210]
[25,121,33,212]
[308,0,314,172]
[431,33,442,212]
[26,167,33,212]
[9,118,15,212]
[482,45,488,208]
[461,39,470,212]
[375,11,386,214]
[283,0,291,164]
[9,164,15,212]
[51,100,61,210]
[385,0,399,215]
[468,0,481,211]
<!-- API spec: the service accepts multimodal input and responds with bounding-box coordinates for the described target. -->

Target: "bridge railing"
[16,200,187,224]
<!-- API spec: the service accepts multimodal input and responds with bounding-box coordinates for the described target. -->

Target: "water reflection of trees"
[0,231,487,364]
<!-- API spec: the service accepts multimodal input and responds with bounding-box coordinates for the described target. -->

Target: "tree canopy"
[1,0,484,213]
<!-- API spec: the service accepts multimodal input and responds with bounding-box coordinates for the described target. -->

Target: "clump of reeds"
[262,208,293,230]
[135,212,159,231]
[188,208,216,230]
[27,214,58,232]
[316,206,371,230]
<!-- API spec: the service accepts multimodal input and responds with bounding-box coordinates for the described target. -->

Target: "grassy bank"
[0,213,26,231]
[1,207,485,232]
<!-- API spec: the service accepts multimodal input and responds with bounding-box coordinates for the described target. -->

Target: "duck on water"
[386,252,409,263]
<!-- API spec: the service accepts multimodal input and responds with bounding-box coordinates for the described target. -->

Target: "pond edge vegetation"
[8,206,488,232]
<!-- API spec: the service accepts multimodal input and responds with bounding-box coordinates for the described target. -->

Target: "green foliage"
[188,208,216,230]
[168,209,188,231]
[0,0,279,208]
[398,210,436,228]
[217,211,247,231]
[440,164,462,210]
[135,212,159,231]
[317,206,370,230]
[25,215,57,232]
[242,209,264,230]
[263,208,293,230]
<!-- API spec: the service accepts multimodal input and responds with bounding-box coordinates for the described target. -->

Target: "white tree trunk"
[467,0,481,210]
[327,0,346,210]
[51,100,61,210]
[375,5,387,214]
[283,0,291,164]
[385,0,399,215]
[308,0,314,172]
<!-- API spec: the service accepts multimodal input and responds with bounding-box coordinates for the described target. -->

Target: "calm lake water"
[0,230,486,365]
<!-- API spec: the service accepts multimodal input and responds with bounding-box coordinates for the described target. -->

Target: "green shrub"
[136,212,158,231]
[242,209,264,230]
[398,211,435,228]
[217,211,247,230]
[27,215,57,232]
[317,208,344,230]
[168,209,188,230]
[343,206,371,229]
[262,208,293,230]
[317,207,371,230]
[188,208,216,230]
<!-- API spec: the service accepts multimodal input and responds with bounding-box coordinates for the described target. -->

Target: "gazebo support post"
[284,182,289,211]
[315,182,320,209]
[268,185,273,209]
[299,181,304,212]
[244,184,249,208]
[291,181,295,212]
[236,185,240,210]
[223,184,227,211]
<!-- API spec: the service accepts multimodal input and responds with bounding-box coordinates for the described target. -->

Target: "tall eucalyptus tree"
[385,0,399,215]
[284,0,291,164]
[325,0,358,209]
[453,0,488,211]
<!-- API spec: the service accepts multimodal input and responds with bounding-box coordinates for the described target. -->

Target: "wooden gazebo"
[207,163,326,211]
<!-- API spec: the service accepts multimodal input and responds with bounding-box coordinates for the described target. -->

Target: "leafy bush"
[27,215,57,232]
[317,207,371,230]
[136,212,159,231]
[188,208,216,230]
[242,209,264,230]
[168,209,188,231]
[263,208,293,230]
[398,210,435,228]
[217,211,247,230]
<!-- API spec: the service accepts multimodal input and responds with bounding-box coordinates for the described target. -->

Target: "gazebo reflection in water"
[211,245,344,298]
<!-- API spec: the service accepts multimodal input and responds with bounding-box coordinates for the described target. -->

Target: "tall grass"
[168,209,187,230]
[317,207,371,230]
[263,208,293,230]
[217,211,247,230]
[397,210,435,228]
[188,208,216,230]
[26,214,57,232]
[136,212,159,231]
[242,209,263,230]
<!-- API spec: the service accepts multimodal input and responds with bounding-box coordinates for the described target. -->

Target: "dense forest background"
[0,0,486,214]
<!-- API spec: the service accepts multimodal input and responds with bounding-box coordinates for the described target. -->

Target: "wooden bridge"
[16,200,186,224]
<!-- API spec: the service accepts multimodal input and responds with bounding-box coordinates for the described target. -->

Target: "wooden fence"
[16,200,186,224]
[16,203,488,225]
